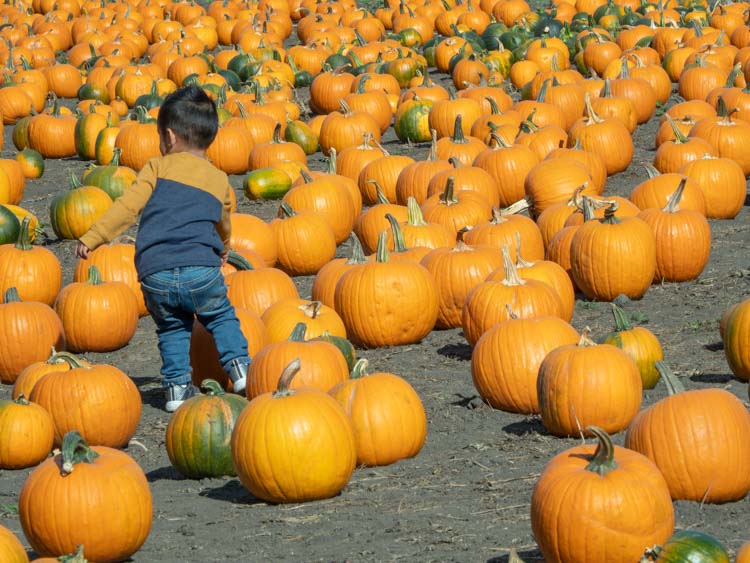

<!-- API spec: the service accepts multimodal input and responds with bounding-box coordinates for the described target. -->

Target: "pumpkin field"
[0,0,750,560]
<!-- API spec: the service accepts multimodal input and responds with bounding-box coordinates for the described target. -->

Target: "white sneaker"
[226,358,249,394]
[165,383,199,413]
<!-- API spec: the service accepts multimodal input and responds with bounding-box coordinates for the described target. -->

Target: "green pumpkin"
[284,119,319,155]
[217,68,241,92]
[499,30,528,51]
[649,530,730,563]
[133,81,163,111]
[77,82,110,104]
[12,115,33,151]
[81,148,137,201]
[394,98,433,143]
[243,167,292,200]
[481,22,508,50]
[312,331,357,371]
[49,172,113,240]
[165,380,248,479]
[0,205,20,244]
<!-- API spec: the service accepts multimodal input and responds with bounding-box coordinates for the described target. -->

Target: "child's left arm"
[216,180,233,256]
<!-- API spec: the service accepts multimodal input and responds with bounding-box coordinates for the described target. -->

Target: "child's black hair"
[157,85,218,150]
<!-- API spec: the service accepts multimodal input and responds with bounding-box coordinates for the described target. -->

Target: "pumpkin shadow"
[199,479,265,505]
[146,465,183,482]
[703,341,724,352]
[437,342,472,361]
[486,548,544,562]
[689,372,734,384]
[502,418,546,437]
[140,386,168,411]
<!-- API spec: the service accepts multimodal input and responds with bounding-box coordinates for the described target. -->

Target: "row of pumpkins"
[0,0,749,559]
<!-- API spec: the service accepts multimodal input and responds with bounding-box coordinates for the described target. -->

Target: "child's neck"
[165,141,205,159]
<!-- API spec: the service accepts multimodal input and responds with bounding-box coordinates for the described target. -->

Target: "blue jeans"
[140,266,249,388]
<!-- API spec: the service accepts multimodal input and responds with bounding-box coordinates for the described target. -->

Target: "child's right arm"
[78,159,159,251]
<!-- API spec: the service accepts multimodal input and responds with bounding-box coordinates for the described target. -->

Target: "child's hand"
[220,251,229,266]
[75,242,90,259]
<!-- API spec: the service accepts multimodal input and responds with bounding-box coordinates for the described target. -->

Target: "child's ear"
[166,128,177,147]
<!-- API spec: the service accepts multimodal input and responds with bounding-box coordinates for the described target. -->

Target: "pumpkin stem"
[508,548,526,563]
[301,300,322,319]
[406,196,428,226]
[51,351,88,370]
[326,147,338,174]
[426,129,439,161]
[109,146,122,166]
[664,114,689,144]
[86,265,103,285]
[14,216,32,251]
[500,198,530,217]
[485,96,501,115]
[346,234,368,264]
[439,176,458,206]
[577,326,597,347]
[3,287,20,303]
[288,322,307,341]
[271,122,283,143]
[375,231,390,263]
[68,170,82,190]
[583,426,617,476]
[656,361,685,395]
[583,92,603,124]
[601,200,620,224]
[663,177,686,213]
[451,114,466,143]
[226,249,254,271]
[367,180,391,204]
[273,358,301,398]
[60,430,99,476]
[500,245,525,287]
[200,379,225,396]
[611,303,633,332]
[14,393,29,405]
[278,201,296,218]
[57,545,87,563]
[350,358,369,379]
[385,213,408,253]
[515,232,535,269]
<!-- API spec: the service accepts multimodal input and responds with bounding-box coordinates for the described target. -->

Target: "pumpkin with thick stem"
[166,379,248,479]
[271,202,336,277]
[329,359,427,467]
[225,252,298,316]
[353,182,408,255]
[114,106,161,171]
[0,524,27,563]
[13,350,89,400]
[601,304,663,389]
[462,199,544,261]
[426,157,499,209]
[382,213,431,264]
[531,426,674,563]
[311,235,369,309]
[335,232,438,348]
[0,287,65,384]
[0,217,61,306]
[18,431,152,562]
[232,358,356,503]
[359,152,415,206]
[395,130,452,205]
[247,322,349,399]
[49,172,113,241]
[421,176,493,237]
[72,237,146,316]
[653,115,717,175]
[537,327,643,437]
[0,394,54,469]
[570,200,656,302]
[54,265,139,353]
[472,308,579,414]
[524,158,596,218]
[463,245,563,346]
[30,356,141,448]
[420,241,502,330]
[261,298,346,343]
[626,362,750,502]
[630,165,707,216]
[637,178,711,283]
[27,94,77,159]
[473,133,538,208]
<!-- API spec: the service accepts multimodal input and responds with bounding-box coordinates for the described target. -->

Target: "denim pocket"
[188,270,229,315]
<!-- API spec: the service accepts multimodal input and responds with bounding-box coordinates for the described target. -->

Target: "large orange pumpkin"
[531,426,674,562]
[18,431,152,562]
[231,359,356,503]
[625,362,750,503]
[329,359,427,467]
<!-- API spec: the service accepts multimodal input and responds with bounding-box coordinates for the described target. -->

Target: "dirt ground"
[0,73,749,562]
